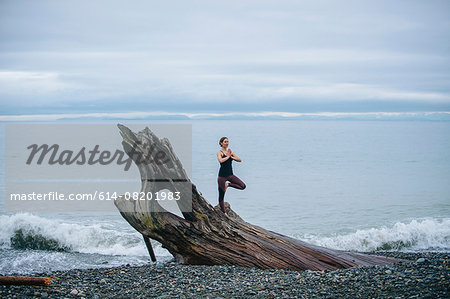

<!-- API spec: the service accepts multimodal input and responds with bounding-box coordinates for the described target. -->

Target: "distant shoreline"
[1,251,448,298]
[1,111,450,122]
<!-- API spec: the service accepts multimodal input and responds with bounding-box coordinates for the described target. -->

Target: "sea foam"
[298,218,450,252]
[0,213,170,257]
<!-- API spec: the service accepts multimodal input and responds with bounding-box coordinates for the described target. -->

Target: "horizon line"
[0,111,450,122]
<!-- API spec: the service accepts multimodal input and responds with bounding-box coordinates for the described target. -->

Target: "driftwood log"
[114,124,398,271]
[0,276,52,286]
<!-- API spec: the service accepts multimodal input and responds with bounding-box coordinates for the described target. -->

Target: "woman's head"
[219,137,229,147]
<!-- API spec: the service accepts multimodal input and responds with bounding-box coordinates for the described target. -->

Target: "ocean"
[1,120,449,275]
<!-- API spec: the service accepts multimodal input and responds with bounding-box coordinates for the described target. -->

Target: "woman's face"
[221,138,229,147]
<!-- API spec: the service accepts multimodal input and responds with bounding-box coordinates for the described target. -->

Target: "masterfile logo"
[5,123,192,212]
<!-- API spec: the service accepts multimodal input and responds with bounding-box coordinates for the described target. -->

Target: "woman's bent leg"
[227,175,246,190]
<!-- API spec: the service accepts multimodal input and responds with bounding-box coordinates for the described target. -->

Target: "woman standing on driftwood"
[217,137,246,215]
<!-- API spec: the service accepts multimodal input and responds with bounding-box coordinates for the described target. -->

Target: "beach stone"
[385,270,392,274]
[416,258,426,263]
[70,289,78,295]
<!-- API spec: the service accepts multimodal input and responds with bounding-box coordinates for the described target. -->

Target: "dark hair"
[219,137,228,146]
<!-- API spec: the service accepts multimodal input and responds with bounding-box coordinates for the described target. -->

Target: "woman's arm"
[217,151,231,163]
[229,150,242,162]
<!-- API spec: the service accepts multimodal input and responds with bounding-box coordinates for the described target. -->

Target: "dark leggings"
[217,175,246,213]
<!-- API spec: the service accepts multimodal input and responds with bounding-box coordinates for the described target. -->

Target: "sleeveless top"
[218,152,233,177]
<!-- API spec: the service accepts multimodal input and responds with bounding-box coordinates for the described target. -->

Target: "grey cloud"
[0,0,449,114]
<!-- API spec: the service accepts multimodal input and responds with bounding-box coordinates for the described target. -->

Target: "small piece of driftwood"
[0,276,52,286]
[143,235,157,262]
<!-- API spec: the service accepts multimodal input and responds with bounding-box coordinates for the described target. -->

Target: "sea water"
[1,120,449,274]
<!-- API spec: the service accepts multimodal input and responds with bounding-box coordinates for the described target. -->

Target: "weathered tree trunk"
[114,124,398,271]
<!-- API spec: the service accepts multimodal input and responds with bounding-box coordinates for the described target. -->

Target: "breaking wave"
[0,213,169,257]
[298,218,450,252]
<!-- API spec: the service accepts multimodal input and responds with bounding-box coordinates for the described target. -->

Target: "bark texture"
[114,124,398,271]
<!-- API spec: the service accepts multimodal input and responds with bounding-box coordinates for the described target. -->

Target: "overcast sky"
[0,0,449,115]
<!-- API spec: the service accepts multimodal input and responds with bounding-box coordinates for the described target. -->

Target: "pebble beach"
[1,252,448,298]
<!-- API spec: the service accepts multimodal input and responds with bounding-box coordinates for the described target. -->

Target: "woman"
[217,137,246,215]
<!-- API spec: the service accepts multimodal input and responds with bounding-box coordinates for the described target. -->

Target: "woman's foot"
[224,181,230,192]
